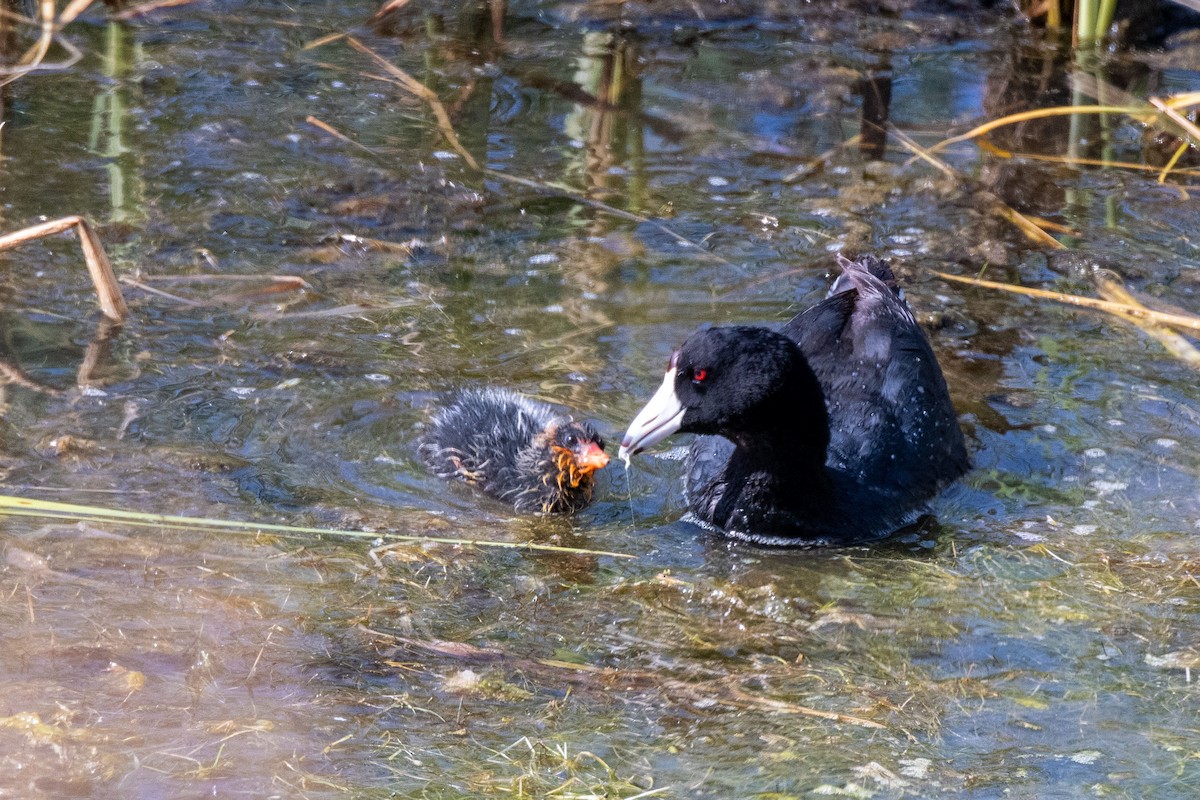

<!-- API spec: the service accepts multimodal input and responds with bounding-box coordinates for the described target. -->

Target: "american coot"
[420,388,609,514]
[619,255,969,545]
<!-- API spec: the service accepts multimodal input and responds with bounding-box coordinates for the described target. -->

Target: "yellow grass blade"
[929,105,1150,155]
[976,136,1200,176]
[1149,96,1200,153]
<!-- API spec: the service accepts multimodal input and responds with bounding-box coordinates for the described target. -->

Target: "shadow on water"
[0,0,1199,797]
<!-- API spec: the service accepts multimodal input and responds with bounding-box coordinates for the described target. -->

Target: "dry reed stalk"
[1093,270,1200,367]
[930,78,1200,184]
[1155,140,1192,184]
[58,0,96,24]
[343,36,481,170]
[725,685,885,729]
[306,114,384,156]
[1147,96,1200,183]
[0,0,86,85]
[0,358,61,394]
[0,216,127,321]
[372,0,414,20]
[117,276,201,307]
[889,126,1064,249]
[1020,215,1077,235]
[934,271,1200,336]
[1070,74,1200,184]
[782,134,862,183]
[251,301,418,321]
[144,273,315,286]
[925,105,1144,156]
[975,138,1200,178]
[113,0,200,20]
[120,274,313,308]
[1148,96,1200,143]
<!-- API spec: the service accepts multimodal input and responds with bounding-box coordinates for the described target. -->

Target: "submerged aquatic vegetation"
[0,1,1198,798]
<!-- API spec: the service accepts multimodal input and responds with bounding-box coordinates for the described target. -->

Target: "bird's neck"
[706,410,834,528]
[733,431,832,491]
[728,367,832,474]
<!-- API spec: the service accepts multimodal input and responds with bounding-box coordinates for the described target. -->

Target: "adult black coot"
[420,388,609,514]
[619,254,969,545]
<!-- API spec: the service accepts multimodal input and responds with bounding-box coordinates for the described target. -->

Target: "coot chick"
[619,254,969,545]
[420,388,610,514]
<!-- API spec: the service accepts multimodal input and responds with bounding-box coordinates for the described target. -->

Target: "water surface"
[1,1,1199,797]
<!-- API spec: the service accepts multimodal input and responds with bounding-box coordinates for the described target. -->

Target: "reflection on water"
[0,1,1198,797]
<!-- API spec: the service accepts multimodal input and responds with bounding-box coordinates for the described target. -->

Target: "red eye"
[692,368,708,384]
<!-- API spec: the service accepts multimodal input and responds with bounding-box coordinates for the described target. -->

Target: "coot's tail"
[827,253,902,299]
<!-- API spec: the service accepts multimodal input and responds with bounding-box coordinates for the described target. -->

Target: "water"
[0,1,1199,797]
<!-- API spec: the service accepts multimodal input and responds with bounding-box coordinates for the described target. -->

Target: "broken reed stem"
[725,686,885,729]
[889,126,1064,249]
[1148,96,1200,144]
[118,276,201,307]
[121,274,313,308]
[1156,140,1191,184]
[934,271,1200,336]
[306,114,380,156]
[30,0,54,66]
[1148,96,1200,183]
[975,137,1200,178]
[0,216,127,321]
[59,0,98,25]
[343,36,480,170]
[930,85,1200,184]
[372,0,414,20]
[75,219,128,321]
[112,0,201,21]
[0,358,61,394]
[0,0,87,85]
[782,133,861,183]
[1093,270,1200,367]
[145,274,315,286]
[889,125,955,178]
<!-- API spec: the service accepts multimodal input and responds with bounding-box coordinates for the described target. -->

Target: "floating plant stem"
[934,271,1200,338]
[0,216,127,321]
[0,495,635,559]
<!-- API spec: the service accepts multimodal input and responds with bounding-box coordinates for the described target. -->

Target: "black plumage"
[620,254,969,545]
[419,388,609,514]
